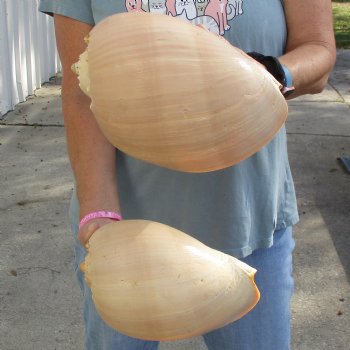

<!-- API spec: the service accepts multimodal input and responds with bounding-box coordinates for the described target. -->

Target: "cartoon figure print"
[175,0,197,20]
[125,0,143,12]
[125,0,243,36]
[227,0,243,20]
[205,0,230,35]
[148,0,168,14]
[196,0,209,16]
[204,0,243,34]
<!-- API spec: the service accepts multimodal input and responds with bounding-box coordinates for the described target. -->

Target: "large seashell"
[81,220,260,341]
[73,12,288,172]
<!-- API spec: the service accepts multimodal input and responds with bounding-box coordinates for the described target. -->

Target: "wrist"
[79,211,123,229]
[247,51,295,98]
[77,187,121,222]
[280,64,294,97]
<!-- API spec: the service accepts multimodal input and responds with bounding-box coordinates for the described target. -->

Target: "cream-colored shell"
[81,220,260,341]
[73,12,288,172]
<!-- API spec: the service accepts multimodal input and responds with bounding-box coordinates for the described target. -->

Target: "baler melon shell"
[74,12,288,172]
[81,220,260,341]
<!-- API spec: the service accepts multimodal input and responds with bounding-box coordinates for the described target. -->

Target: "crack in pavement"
[0,122,63,127]
[8,266,61,277]
[328,81,349,106]
[287,131,350,138]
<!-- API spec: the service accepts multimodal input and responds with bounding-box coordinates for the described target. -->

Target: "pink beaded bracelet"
[79,211,122,229]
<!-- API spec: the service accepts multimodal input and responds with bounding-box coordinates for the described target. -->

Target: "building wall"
[0,0,61,116]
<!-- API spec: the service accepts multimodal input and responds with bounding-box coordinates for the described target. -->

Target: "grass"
[332,2,350,48]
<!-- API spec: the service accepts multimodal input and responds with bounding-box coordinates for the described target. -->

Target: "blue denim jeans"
[70,198,295,350]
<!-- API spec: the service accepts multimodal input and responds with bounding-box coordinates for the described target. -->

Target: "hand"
[78,218,115,247]
[196,24,208,31]
[247,52,295,98]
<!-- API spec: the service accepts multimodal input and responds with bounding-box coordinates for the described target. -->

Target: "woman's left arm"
[279,0,336,99]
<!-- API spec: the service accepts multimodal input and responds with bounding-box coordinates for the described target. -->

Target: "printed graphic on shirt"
[124,0,243,35]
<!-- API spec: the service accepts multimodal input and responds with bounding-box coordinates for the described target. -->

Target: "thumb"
[78,218,114,247]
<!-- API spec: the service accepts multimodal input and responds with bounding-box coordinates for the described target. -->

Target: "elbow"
[310,74,331,95]
[308,46,337,95]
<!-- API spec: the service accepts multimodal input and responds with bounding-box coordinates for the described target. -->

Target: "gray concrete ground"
[0,50,349,350]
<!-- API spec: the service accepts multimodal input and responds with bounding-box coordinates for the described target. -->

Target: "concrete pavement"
[0,50,349,350]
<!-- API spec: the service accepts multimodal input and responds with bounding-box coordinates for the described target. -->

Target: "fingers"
[78,222,99,247]
[78,218,115,247]
[196,24,209,31]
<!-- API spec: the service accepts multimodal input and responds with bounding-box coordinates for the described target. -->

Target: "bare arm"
[279,0,336,99]
[54,15,121,244]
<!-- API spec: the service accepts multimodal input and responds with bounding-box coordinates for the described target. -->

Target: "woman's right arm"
[54,15,121,245]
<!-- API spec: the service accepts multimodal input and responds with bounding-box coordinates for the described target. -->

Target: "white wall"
[0,0,61,116]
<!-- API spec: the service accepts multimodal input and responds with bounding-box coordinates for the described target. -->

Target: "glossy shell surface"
[81,220,260,340]
[75,12,288,172]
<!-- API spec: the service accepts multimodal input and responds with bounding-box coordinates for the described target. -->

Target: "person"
[39,1,336,349]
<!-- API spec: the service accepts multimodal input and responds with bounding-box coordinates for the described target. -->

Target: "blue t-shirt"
[39,0,299,258]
